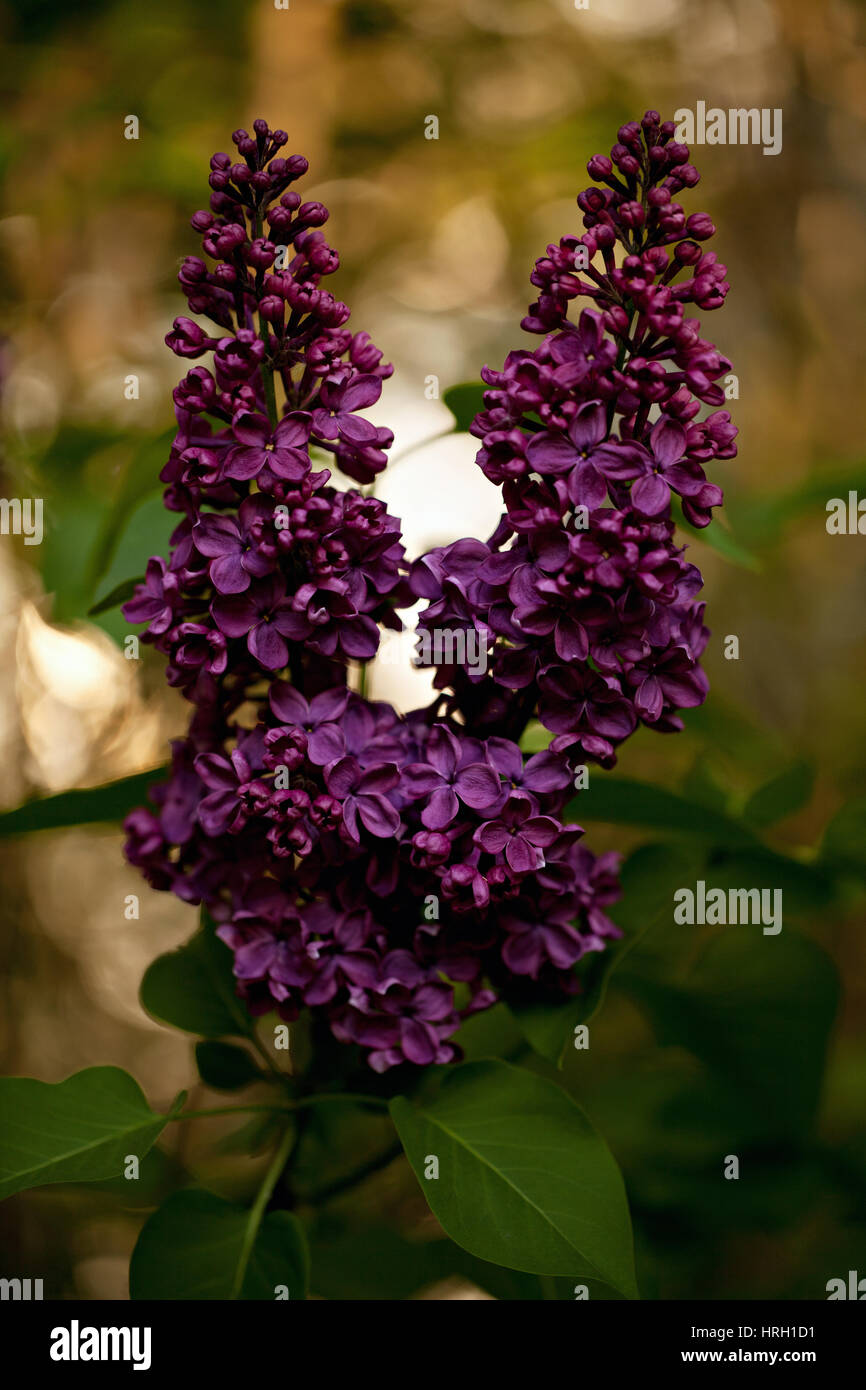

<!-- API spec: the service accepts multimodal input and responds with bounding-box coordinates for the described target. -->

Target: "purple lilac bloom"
[123,115,735,1071]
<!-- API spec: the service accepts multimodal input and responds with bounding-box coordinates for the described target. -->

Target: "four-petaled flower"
[222,410,312,482]
[474,793,562,873]
[324,756,401,841]
[402,724,502,829]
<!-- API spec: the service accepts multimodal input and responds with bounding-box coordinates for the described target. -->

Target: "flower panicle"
[123,115,733,1072]
[410,110,736,769]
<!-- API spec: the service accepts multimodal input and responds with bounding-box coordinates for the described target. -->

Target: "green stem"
[169,1104,293,1122]
[295,1091,389,1111]
[249,1029,290,1081]
[261,357,278,429]
[230,1121,296,1299]
[308,1137,403,1206]
[169,1093,389,1123]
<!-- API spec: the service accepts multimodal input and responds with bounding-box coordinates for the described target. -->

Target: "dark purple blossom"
[403,724,502,829]
[324,757,401,842]
[124,114,734,1073]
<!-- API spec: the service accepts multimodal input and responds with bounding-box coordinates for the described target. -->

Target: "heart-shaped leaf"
[141,914,249,1039]
[0,1067,178,1200]
[443,381,486,432]
[743,760,815,828]
[195,1041,262,1091]
[130,1188,309,1300]
[390,1059,637,1296]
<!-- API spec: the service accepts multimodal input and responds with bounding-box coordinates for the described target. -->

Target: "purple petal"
[522,815,560,848]
[554,615,588,662]
[307,723,346,764]
[567,401,607,452]
[427,724,459,778]
[210,551,250,594]
[358,793,401,838]
[455,763,502,812]
[505,835,543,872]
[270,683,309,724]
[475,821,509,854]
[635,675,664,721]
[268,447,310,481]
[193,752,237,791]
[402,764,445,798]
[223,446,267,481]
[338,413,379,445]
[400,1018,437,1066]
[231,412,271,447]
[650,416,686,468]
[309,687,350,723]
[422,785,460,830]
[631,471,671,516]
[194,514,240,558]
[567,459,608,509]
[340,374,382,412]
[212,595,256,638]
[249,623,289,670]
[523,751,571,792]
[325,756,360,798]
[273,412,312,448]
[525,432,577,475]
[357,763,400,795]
[484,737,523,781]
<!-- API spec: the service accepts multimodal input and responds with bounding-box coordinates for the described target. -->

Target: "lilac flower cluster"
[124,116,733,1072]
[412,110,737,769]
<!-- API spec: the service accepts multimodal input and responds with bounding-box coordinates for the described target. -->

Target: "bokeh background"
[1,0,864,1300]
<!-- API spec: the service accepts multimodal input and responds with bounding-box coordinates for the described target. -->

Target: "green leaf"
[213,1112,289,1158]
[508,842,705,1064]
[129,1189,309,1300]
[737,464,866,547]
[620,928,839,1140]
[743,760,815,828]
[90,494,178,643]
[681,755,730,814]
[442,381,486,432]
[307,1226,454,1301]
[703,846,831,916]
[567,776,758,848]
[820,796,866,880]
[195,1041,262,1091]
[85,427,175,592]
[681,693,786,766]
[0,766,167,838]
[519,720,552,753]
[307,1225,592,1300]
[672,496,761,571]
[141,914,249,1039]
[88,576,143,617]
[0,1067,178,1200]
[390,1059,638,1295]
